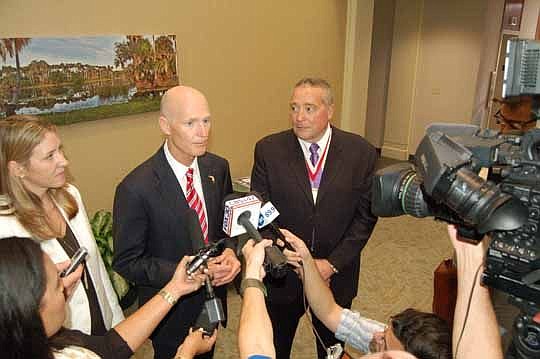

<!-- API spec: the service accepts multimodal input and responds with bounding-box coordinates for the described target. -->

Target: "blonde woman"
[0,115,124,335]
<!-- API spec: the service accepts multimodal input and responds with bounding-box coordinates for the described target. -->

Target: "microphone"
[185,210,225,335]
[251,191,293,251]
[223,193,288,278]
[222,194,261,237]
[185,208,225,276]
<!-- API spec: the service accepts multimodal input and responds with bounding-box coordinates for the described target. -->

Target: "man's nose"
[196,122,209,137]
[294,108,306,122]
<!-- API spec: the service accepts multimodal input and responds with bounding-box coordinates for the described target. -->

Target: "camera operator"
[448,224,503,359]
[281,229,451,359]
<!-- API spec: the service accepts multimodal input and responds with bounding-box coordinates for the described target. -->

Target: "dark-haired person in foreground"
[0,236,215,359]
[282,229,451,359]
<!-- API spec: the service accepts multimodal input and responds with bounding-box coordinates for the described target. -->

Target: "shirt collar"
[298,124,332,155]
[163,140,199,180]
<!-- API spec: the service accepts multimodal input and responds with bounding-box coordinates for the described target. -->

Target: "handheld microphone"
[223,193,288,278]
[185,209,225,335]
[252,192,293,251]
[222,194,261,237]
[185,209,225,275]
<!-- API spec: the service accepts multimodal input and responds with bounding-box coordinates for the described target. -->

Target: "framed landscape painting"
[0,35,179,125]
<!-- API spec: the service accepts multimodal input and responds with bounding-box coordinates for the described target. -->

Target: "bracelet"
[240,278,267,297]
[159,289,178,305]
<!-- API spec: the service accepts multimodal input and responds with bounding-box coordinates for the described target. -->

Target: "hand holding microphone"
[222,193,288,278]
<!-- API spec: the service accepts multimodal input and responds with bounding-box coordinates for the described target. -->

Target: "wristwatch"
[240,278,267,297]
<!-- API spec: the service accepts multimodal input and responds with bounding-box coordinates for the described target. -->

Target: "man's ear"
[7,160,24,178]
[158,116,171,136]
[327,104,335,120]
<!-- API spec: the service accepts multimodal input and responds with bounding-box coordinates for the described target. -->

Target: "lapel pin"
[208,175,215,184]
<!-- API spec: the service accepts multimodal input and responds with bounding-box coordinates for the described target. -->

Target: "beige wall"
[381,0,423,160]
[381,0,489,159]
[410,0,488,152]
[0,0,347,214]
[520,0,540,38]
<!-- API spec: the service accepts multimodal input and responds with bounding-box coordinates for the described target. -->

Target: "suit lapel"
[316,128,344,205]
[287,131,315,206]
[151,147,190,217]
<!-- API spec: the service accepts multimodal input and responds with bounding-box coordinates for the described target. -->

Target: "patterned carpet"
[133,158,454,358]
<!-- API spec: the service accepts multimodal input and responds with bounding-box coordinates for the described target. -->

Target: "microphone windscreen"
[222,194,261,237]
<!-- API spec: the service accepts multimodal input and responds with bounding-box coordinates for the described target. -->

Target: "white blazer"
[0,184,124,334]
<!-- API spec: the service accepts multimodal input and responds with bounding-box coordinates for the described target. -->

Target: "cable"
[300,266,349,359]
[454,263,483,359]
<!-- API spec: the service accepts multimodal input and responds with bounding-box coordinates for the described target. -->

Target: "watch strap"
[240,278,267,297]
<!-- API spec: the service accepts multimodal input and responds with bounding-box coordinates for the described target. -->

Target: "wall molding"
[341,0,358,133]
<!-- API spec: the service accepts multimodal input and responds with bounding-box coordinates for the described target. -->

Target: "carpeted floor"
[133,157,454,358]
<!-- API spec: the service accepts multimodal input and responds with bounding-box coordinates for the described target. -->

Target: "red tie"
[185,168,209,244]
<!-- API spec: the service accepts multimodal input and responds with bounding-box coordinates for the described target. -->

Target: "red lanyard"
[305,134,331,182]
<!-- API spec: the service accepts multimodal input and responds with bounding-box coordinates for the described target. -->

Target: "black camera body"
[372,124,539,304]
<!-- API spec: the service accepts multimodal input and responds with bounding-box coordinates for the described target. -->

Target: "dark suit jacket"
[251,127,378,304]
[112,146,232,348]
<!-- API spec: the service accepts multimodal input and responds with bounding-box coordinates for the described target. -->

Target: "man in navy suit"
[113,86,241,359]
[251,78,378,358]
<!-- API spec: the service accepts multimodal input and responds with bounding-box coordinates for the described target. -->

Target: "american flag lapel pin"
[208,175,215,184]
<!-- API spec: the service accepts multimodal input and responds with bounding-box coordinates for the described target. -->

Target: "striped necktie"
[185,168,209,244]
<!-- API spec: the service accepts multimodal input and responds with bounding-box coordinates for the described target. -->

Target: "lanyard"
[305,133,331,182]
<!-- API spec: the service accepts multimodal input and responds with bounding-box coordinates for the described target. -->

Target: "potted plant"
[90,210,136,309]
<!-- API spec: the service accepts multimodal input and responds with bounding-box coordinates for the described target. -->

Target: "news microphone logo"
[222,194,261,237]
[258,201,279,228]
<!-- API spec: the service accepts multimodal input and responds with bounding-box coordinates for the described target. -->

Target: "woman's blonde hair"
[0,115,78,239]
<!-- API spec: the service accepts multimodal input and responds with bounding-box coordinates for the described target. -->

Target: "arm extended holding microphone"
[223,193,289,279]
[237,211,289,278]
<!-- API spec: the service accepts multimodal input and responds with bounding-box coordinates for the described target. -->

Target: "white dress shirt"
[297,124,332,202]
[163,141,209,220]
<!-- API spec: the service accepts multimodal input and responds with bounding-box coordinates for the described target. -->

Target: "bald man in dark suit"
[251,78,378,359]
[113,86,240,359]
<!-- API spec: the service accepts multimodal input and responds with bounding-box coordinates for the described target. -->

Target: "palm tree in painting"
[154,35,177,86]
[0,38,31,108]
[114,36,155,89]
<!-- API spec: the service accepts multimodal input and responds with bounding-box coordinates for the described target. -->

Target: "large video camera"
[372,37,540,359]
[373,124,538,299]
[373,123,540,357]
